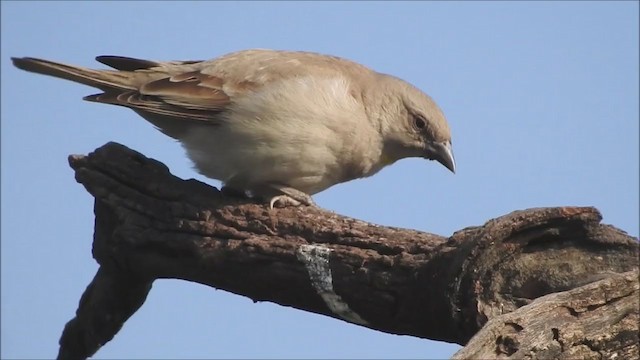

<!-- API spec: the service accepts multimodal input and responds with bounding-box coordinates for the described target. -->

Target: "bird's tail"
[11,57,136,91]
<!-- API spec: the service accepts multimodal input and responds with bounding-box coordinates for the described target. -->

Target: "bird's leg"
[253,184,316,209]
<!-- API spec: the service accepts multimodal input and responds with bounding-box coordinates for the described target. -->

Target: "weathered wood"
[58,142,639,359]
[453,270,639,359]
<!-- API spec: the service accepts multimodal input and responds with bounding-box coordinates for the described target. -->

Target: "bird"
[12,49,455,208]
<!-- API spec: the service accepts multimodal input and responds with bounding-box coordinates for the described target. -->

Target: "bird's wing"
[84,70,232,123]
[13,50,374,136]
[91,50,374,122]
[82,56,231,122]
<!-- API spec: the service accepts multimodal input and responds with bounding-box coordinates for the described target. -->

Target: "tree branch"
[453,270,639,359]
[58,142,639,359]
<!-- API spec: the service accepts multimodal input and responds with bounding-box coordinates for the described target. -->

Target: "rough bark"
[58,142,639,360]
[453,270,639,359]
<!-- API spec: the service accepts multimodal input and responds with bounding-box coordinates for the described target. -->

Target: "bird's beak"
[427,141,456,173]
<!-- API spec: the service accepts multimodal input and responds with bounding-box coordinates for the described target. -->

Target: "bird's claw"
[266,185,316,209]
[269,195,303,209]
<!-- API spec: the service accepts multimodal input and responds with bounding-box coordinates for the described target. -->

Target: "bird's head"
[371,74,455,174]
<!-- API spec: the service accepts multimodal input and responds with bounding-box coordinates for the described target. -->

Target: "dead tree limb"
[453,270,639,359]
[58,142,639,360]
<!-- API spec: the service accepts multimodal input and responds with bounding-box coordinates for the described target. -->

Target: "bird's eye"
[413,114,426,130]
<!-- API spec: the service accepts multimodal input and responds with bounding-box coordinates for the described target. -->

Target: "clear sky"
[2,1,638,359]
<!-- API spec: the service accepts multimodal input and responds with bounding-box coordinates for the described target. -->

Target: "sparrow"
[12,49,455,207]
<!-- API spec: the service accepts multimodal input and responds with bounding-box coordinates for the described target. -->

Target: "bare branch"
[57,142,639,359]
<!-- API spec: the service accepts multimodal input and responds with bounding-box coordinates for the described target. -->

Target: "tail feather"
[11,57,136,91]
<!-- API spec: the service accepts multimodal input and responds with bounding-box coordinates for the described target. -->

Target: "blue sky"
[2,1,638,359]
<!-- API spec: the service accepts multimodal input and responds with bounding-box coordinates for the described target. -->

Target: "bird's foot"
[269,195,303,209]
[258,184,316,209]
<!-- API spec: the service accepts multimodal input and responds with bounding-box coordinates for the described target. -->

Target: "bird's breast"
[180,75,383,193]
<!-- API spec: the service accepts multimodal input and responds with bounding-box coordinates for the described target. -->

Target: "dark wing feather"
[96,55,206,71]
[96,56,161,71]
